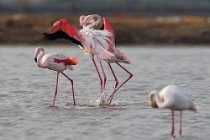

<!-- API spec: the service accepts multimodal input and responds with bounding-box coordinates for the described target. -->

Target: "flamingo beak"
[34,58,37,63]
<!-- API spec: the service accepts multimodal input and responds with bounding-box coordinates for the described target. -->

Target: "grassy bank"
[0,14,210,45]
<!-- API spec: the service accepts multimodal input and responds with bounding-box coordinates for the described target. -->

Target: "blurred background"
[1,0,210,45]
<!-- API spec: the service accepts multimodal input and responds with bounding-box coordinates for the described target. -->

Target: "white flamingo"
[149,85,198,137]
[34,47,78,106]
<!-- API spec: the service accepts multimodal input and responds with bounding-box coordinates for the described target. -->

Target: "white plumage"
[149,85,197,111]
[79,27,115,61]
[149,85,198,137]
[34,47,78,106]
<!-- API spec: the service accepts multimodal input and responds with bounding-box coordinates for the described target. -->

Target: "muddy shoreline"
[1,14,210,46]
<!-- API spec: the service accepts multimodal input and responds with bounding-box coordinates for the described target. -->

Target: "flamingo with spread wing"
[43,16,133,105]
[80,14,133,104]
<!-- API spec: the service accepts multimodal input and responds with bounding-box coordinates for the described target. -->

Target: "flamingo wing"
[47,53,75,71]
[103,18,114,35]
[43,18,84,48]
[43,31,82,46]
[103,17,118,48]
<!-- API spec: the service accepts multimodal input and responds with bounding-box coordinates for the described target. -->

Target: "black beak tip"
[34,58,37,63]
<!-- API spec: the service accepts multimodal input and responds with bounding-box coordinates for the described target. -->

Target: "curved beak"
[34,58,37,63]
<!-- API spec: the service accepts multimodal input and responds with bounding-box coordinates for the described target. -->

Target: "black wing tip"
[42,32,48,40]
[41,31,82,45]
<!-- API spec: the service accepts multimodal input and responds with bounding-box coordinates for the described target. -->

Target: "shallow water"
[0,45,210,140]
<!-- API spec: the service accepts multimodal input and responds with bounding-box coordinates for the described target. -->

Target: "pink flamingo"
[34,47,78,106]
[80,14,133,104]
[43,16,133,105]
[149,85,198,137]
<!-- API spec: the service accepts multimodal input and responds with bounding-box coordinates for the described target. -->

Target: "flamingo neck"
[87,15,101,29]
[149,91,165,108]
[79,15,85,26]
[153,92,164,108]
[37,49,45,68]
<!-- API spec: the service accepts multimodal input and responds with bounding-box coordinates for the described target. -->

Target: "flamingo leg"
[91,58,103,95]
[171,110,175,137]
[179,111,182,136]
[52,72,59,106]
[108,63,119,89]
[61,72,76,105]
[100,61,107,91]
[108,62,133,105]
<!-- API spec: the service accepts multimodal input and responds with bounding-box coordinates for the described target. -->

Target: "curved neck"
[86,15,101,29]
[155,93,163,108]
[79,15,85,27]
[36,48,45,67]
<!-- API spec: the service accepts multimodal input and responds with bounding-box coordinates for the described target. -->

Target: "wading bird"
[43,16,133,105]
[34,47,78,106]
[149,85,198,137]
[80,14,133,104]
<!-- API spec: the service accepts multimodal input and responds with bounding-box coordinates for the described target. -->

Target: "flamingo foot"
[49,105,56,107]
[171,129,175,138]
[97,92,110,106]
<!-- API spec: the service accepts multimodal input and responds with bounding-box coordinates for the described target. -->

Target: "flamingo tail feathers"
[67,57,78,65]
[96,50,115,61]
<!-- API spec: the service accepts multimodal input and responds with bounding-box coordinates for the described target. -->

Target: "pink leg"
[108,62,133,105]
[171,110,175,137]
[108,63,119,89]
[92,58,103,95]
[179,111,182,136]
[100,61,106,91]
[52,72,59,106]
[61,72,76,105]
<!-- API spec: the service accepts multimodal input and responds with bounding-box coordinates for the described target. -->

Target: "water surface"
[0,46,209,140]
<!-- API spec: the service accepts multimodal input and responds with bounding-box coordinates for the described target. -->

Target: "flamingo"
[42,16,133,105]
[80,14,133,104]
[80,14,104,30]
[34,47,78,106]
[149,85,198,137]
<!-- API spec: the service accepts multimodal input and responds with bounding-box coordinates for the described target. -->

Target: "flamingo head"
[34,47,44,63]
[80,17,92,27]
[34,58,37,63]
[149,90,159,108]
[80,14,103,29]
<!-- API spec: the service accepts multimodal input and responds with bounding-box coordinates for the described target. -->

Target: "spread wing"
[42,31,83,47]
